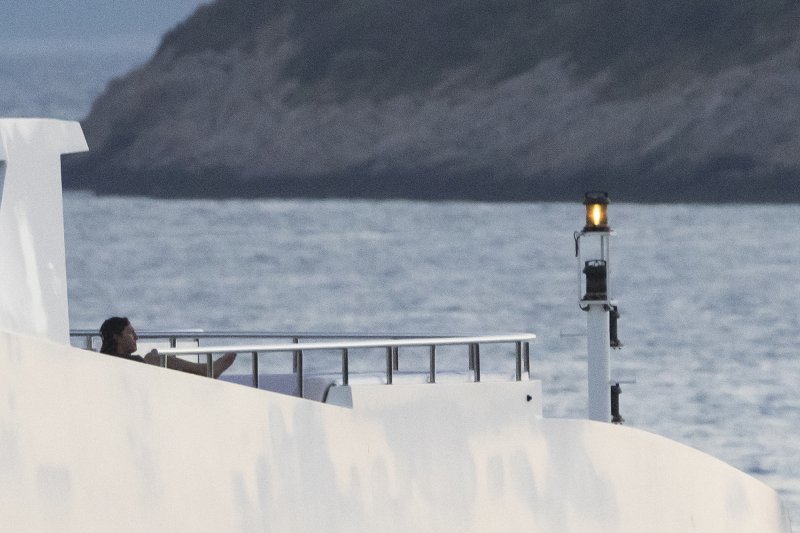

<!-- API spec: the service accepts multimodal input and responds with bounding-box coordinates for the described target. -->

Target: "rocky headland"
[64,0,800,201]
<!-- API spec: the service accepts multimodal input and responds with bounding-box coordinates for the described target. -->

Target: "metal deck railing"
[70,330,535,397]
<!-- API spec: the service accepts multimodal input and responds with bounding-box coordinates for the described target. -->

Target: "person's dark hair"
[100,316,130,355]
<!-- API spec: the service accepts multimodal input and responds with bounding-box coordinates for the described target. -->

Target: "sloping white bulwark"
[0,333,790,532]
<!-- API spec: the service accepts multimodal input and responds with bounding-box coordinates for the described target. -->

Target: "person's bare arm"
[143,349,237,378]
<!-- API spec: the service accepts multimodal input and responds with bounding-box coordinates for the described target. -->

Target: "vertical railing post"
[296,350,304,398]
[428,345,436,383]
[515,341,522,381]
[206,353,213,377]
[168,337,177,371]
[342,348,349,385]
[524,342,530,376]
[251,351,259,388]
[385,347,393,384]
[472,343,481,382]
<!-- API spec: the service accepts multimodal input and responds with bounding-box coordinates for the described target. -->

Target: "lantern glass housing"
[583,191,609,232]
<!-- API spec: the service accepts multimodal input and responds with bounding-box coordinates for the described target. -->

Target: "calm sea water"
[64,192,800,521]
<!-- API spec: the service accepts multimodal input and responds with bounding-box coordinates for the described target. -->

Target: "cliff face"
[65,0,800,201]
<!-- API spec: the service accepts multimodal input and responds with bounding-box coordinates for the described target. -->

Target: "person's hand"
[213,352,237,378]
[143,348,160,365]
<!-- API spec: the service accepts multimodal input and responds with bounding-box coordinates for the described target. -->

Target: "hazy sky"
[0,1,216,118]
[2,1,211,42]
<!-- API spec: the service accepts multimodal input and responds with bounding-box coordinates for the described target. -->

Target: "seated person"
[99,316,236,378]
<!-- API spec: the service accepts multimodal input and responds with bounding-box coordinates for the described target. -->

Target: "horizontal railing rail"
[70,329,432,351]
[71,330,535,397]
[70,329,432,340]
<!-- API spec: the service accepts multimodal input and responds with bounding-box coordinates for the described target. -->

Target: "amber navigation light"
[583,191,609,232]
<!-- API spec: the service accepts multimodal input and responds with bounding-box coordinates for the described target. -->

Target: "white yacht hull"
[0,330,790,532]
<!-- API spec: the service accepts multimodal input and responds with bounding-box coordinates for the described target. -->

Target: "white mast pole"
[586,303,611,421]
[576,192,614,422]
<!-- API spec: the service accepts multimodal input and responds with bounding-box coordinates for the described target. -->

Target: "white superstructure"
[0,119,791,532]
[0,119,87,344]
